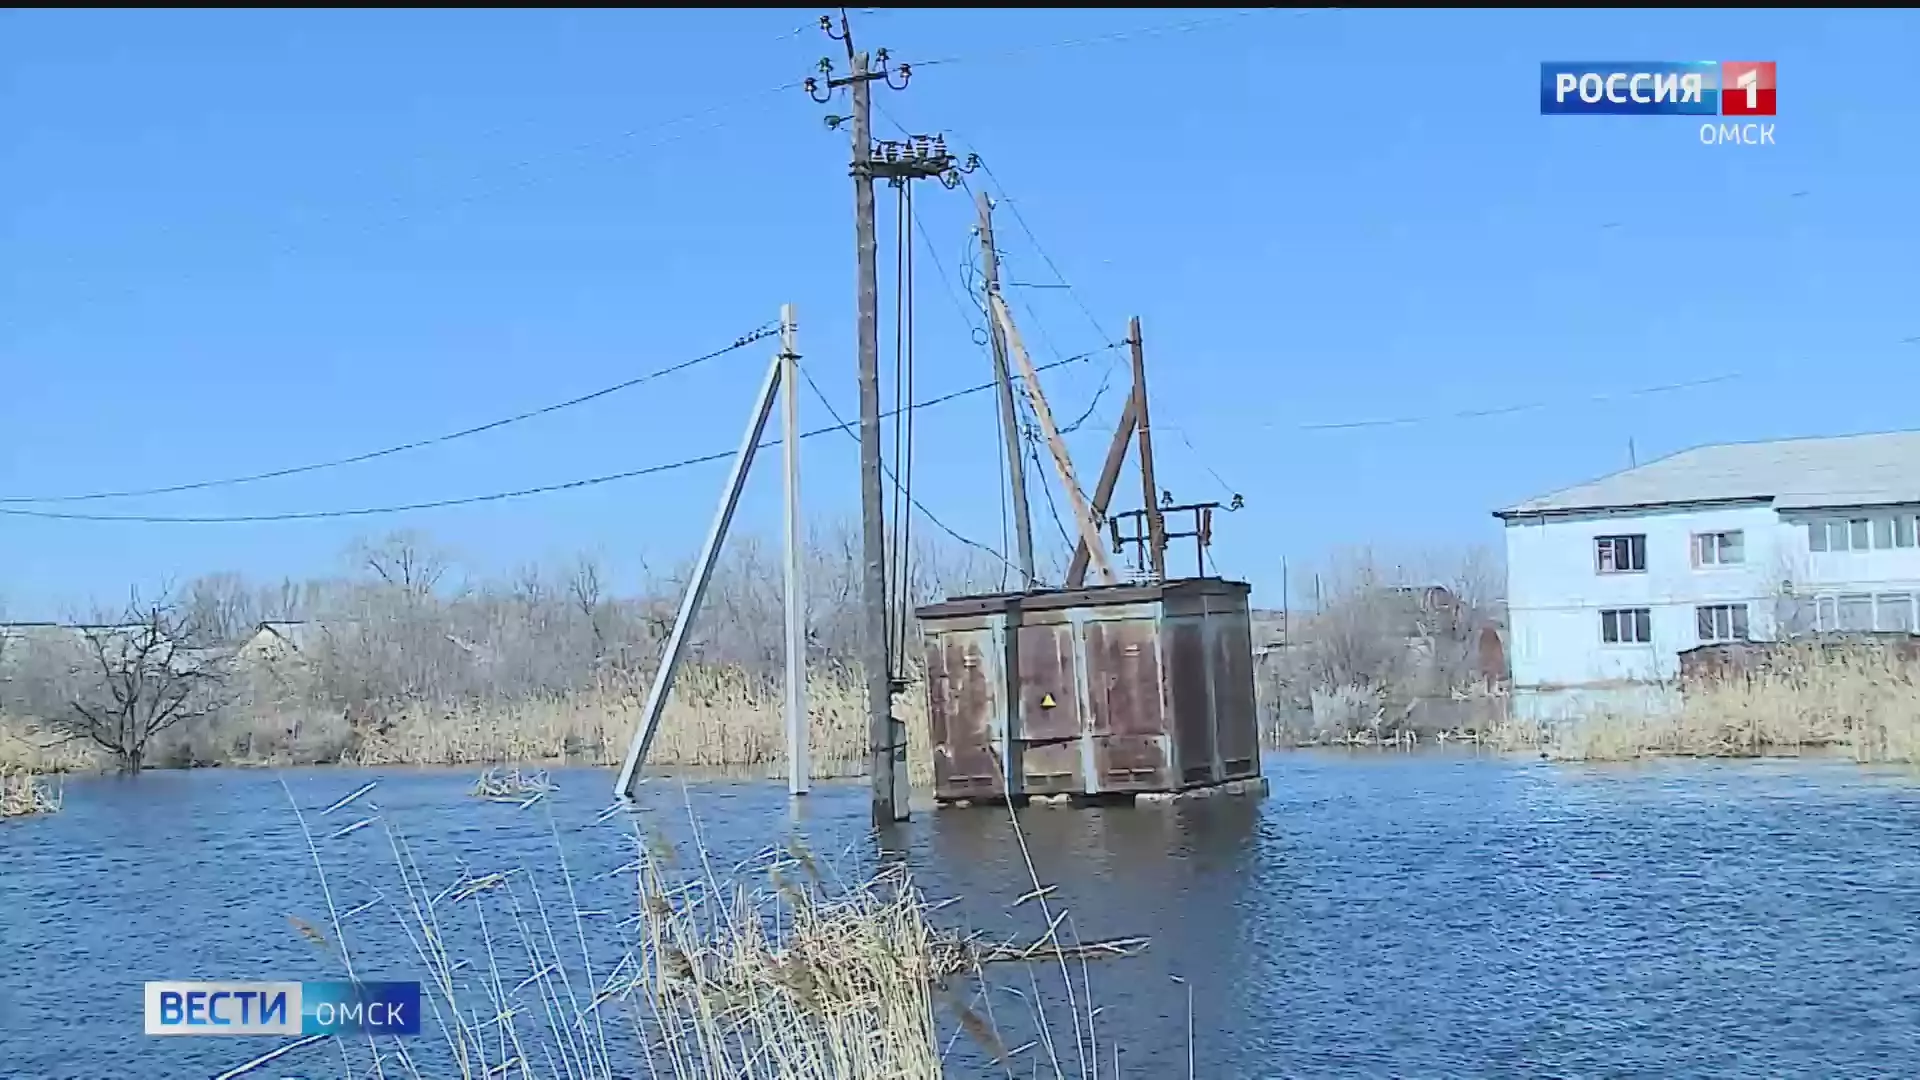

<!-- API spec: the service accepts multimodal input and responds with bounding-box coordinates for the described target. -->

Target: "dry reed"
[0,717,97,775]
[469,766,557,802]
[0,769,62,817]
[1491,642,1920,764]
[0,664,937,785]
[339,666,935,785]
[222,776,1147,1080]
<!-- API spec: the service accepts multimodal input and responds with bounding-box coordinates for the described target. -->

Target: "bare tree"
[184,572,262,643]
[57,595,232,774]
[356,531,451,599]
[569,555,607,660]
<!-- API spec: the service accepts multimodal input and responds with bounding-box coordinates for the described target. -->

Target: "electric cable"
[793,359,1053,588]
[1,323,779,505]
[0,347,1121,525]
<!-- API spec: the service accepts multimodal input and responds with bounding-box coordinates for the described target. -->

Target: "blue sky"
[2,8,1915,618]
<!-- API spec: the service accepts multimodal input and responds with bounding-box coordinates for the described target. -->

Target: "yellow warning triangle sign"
[1040,693,1057,709]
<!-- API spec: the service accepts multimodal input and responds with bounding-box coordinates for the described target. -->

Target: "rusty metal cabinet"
[915,579,1263,802]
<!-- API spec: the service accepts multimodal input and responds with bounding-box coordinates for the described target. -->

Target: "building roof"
[1496,430,1920,518]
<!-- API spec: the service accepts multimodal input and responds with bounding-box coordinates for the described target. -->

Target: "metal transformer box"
[914,578,1262,802]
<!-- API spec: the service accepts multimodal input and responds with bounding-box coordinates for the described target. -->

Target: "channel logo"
[1541,62,1776,116]
[143,981,422,1037]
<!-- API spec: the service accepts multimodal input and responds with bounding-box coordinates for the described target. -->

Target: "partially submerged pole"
[614,349,784,800]
[780,304,809,796]
[846,52,904,825]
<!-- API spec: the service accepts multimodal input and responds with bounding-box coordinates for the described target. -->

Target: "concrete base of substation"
[941,775,1270,810]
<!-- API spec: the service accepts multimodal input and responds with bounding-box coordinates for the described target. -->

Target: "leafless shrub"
[0,525,1006,775]
[1260,545,1510,745]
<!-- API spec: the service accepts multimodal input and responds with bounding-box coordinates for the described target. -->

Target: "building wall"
[1781,504,1920,631]
[1504,500,1920,720]
[1503,504,1780,718]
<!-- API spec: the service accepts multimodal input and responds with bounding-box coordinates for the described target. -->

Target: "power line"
[908,10,1312,71]
[955,151,1247,499]
[1021,420,1077,556]
[1275,372,1746,432]
[1,323,780,505]
[0,347,1121,525]
[793,357,1051,585]
[959,165,1111,345]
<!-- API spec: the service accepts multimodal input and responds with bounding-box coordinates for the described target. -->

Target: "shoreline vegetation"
[1491,642,1920,765]
[4,533,1918,791]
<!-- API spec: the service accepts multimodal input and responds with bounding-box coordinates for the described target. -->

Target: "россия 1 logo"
[1540,62,1776,144]
[1540,62,1775,115]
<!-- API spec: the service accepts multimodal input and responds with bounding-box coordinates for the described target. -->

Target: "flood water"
[5,752,1920,1079]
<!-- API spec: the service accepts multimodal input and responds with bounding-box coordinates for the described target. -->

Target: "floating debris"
[470,766,558,803]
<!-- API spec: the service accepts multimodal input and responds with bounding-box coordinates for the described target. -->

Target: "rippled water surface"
[5,753,1920,1079]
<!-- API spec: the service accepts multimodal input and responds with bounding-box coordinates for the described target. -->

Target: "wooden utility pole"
[975,193,1037,591]
[1130,317,1168,581]
[989,293,1115,585]
[848,53,895,826]
[807,13,956,825]
[1066,397,1135,588]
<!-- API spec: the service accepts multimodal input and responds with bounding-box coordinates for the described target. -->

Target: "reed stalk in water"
[218,778,1157,1080]
[0,769,61,817]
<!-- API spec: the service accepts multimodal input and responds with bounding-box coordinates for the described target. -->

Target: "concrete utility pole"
[975,192,1037,591]
[780,304,808,796]
[806,12,967,826]
[615,342,786,800]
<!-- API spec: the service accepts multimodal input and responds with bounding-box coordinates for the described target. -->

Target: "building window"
[1877,594,1915,633]
[1815,595,1839,630]
[1600,607,1652,644]
[1692,530,1745,566]
[1839,593,1875,631]
[1595,534,1646,574]
[1695,604,1750,643]
[1808,515,1920,552]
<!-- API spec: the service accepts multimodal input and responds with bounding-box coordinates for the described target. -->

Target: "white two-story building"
[1495,430,1920,720]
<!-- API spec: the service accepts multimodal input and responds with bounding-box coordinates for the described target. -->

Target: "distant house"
[1,620,151,652]
[237,620,346,666]
[0,619,226,678]
[1496,428,1920,721]
[1250,585,1508,688]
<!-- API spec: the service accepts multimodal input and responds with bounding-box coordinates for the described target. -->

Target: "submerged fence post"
[614,345,785,801]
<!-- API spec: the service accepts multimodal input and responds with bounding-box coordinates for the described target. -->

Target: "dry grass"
[340,666,935,786]
[0,769,62,817]
[220,778,1147,1080]
[0,663,936,786]
[1492,643,1920,764]
[0,717,97,775]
